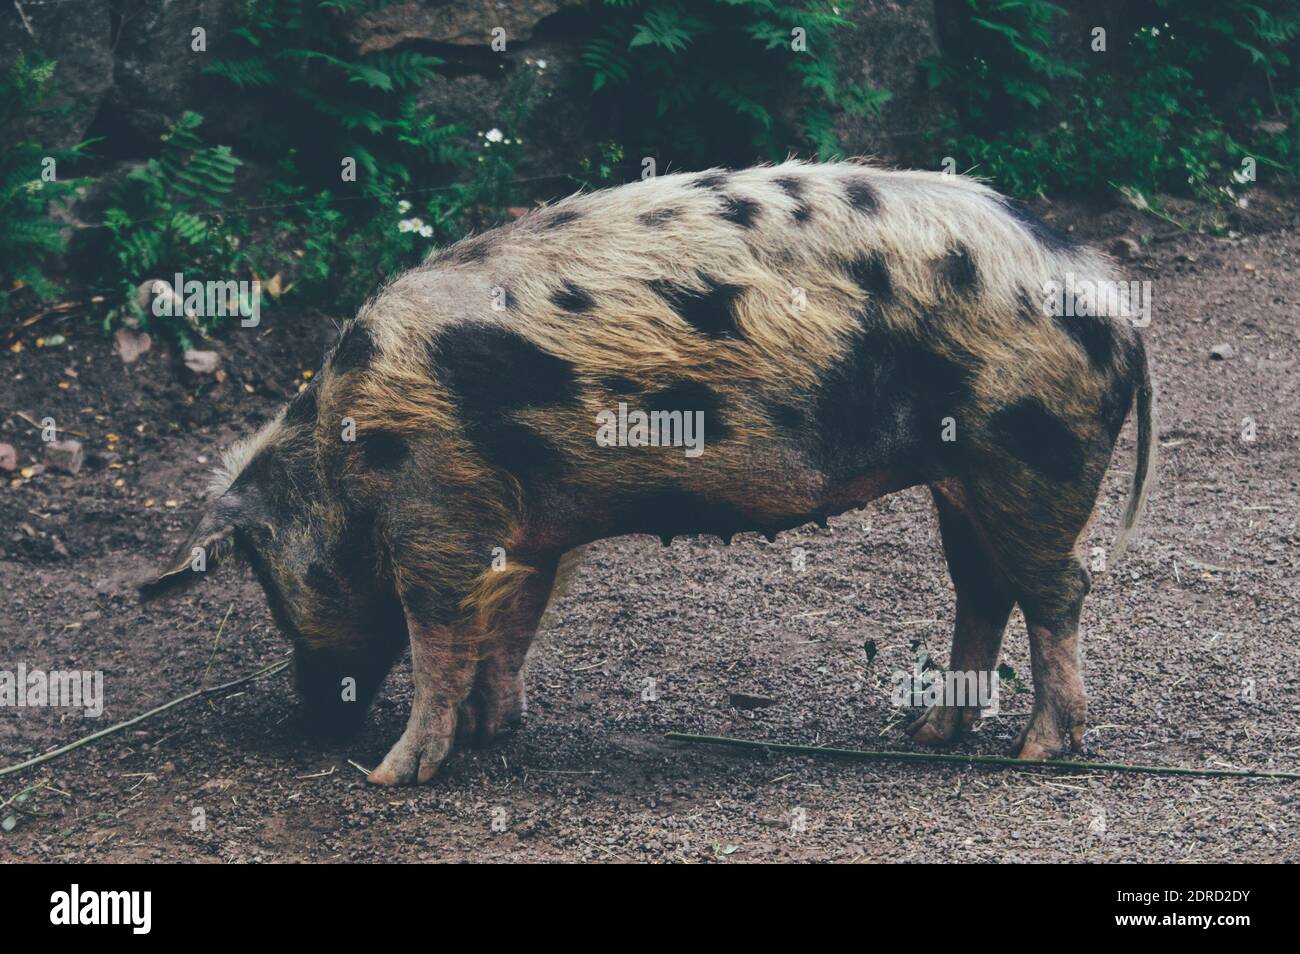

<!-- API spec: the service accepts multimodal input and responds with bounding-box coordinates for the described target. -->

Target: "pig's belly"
[516,452,923,551]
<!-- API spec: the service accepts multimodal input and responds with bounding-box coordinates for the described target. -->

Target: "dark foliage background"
[2,0,1296,333]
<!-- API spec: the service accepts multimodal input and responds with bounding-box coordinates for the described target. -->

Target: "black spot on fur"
[360,431,409,470]
[1001,198,1077,252]
[600,375,640,393]
[773,176,803,199]
[400,585,443,619]
[481,421,567,477]
[843,177,880,214]
[847,253,893,302]
[433,237,491,266]
[551,282,595,313]
[645,380,731,442]
[430,324,578,412]
[427,324,578,477]
[458,242,490,263]
[769,402,806,431]
[772,175,813,222]
[853,301,887,332]
[941,244,980,293]
[691,172,730,190]
[811,332,973,481]
[989,399,1085,482]
[1017,288,1044,323]
[649,276,744,340]
[305,562,334,593]
[639,207,681,227]
[284,386,318,427]
[1058,314,1115,371]
[719,194,760,228]
[543,210,581,229]
[331,323,374,373]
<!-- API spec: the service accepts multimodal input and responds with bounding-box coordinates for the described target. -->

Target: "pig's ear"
[137,494,246,601]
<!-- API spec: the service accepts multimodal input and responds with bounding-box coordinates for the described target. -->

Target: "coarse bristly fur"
[143,159,1156,784]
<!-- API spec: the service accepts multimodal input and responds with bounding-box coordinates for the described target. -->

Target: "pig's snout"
[293,645,398,738]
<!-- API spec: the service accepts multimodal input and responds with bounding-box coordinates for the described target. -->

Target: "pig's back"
[315,160,1133,520]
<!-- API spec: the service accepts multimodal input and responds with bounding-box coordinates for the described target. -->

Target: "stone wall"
[5,0,942,168]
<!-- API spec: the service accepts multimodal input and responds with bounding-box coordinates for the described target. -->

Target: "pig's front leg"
[457,651,527,747]
[367,615,477,786]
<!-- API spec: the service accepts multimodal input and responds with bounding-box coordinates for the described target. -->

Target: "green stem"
[664,732,1300,781]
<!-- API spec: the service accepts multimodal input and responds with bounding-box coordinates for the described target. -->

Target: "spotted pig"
[143,160,1156,785]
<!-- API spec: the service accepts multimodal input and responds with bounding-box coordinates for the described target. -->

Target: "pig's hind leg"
[906,484,1015,745]
[908,475,1095,759]
[905,380,1121,760]
[958,422,1113,760]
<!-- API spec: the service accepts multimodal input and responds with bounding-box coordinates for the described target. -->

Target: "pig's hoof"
[452,691,522,748]
[366,717,455,786]
[905,704,975,747]
[1012,708,1086,761]
[456,680,525,747]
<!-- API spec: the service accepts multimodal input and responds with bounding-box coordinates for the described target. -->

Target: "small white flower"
[397,199,412,213]
[485,128,504,143]
[398,219,414,233]
[25,180,44,193]
[418,225,433,238]
[536,59,548,70]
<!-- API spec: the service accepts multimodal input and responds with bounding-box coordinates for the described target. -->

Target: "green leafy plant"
[928,0,1299,216]
[99,111,246,341]
[205,0,469,193]
[571,140,628,192]
[581,0,886,165]
[0,55,90,317]
[201,0,487,312]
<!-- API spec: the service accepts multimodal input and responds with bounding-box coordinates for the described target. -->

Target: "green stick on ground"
[664,732,1300,781]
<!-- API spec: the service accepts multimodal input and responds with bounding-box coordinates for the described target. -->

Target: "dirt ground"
[2,196,1298,863]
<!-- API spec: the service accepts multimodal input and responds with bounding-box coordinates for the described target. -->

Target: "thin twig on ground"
[0,656,291,780]
[665,732,1300,781]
